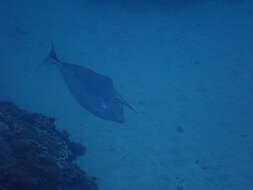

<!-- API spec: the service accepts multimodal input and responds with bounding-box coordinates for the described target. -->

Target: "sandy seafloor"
[0,0,253,189]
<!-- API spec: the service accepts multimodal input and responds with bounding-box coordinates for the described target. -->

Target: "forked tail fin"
[35,41,61,71]
[43,41,60,65]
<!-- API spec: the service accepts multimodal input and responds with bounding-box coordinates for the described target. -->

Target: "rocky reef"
[0,101,98,190]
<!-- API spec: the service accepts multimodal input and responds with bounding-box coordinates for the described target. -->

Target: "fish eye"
[112,97,121,103]
[100,100,108,110]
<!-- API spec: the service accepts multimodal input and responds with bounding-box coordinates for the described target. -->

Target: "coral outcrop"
[0,101,98,190]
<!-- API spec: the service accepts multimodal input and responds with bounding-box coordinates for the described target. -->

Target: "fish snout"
[115,115,125,124]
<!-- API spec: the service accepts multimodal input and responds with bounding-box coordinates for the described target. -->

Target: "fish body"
[44,44,135,123]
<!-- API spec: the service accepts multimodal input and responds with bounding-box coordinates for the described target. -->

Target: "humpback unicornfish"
[43,43,136,123]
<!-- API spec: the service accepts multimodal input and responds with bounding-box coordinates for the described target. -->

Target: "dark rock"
[68,142,87,161]
[0,101,98,190]
[176,125,184,134]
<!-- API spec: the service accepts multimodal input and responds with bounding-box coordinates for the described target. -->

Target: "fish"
[43,43,136,123]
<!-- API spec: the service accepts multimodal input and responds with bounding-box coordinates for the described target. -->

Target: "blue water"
[0,0,252,189]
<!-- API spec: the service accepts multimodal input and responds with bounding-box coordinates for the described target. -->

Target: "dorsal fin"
[116,92,137,113]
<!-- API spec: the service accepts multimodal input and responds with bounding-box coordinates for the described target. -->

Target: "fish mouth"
[114,116,125,124]
[117,119,125,124]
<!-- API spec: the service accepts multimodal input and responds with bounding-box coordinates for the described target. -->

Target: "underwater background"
[0,0,252,189]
